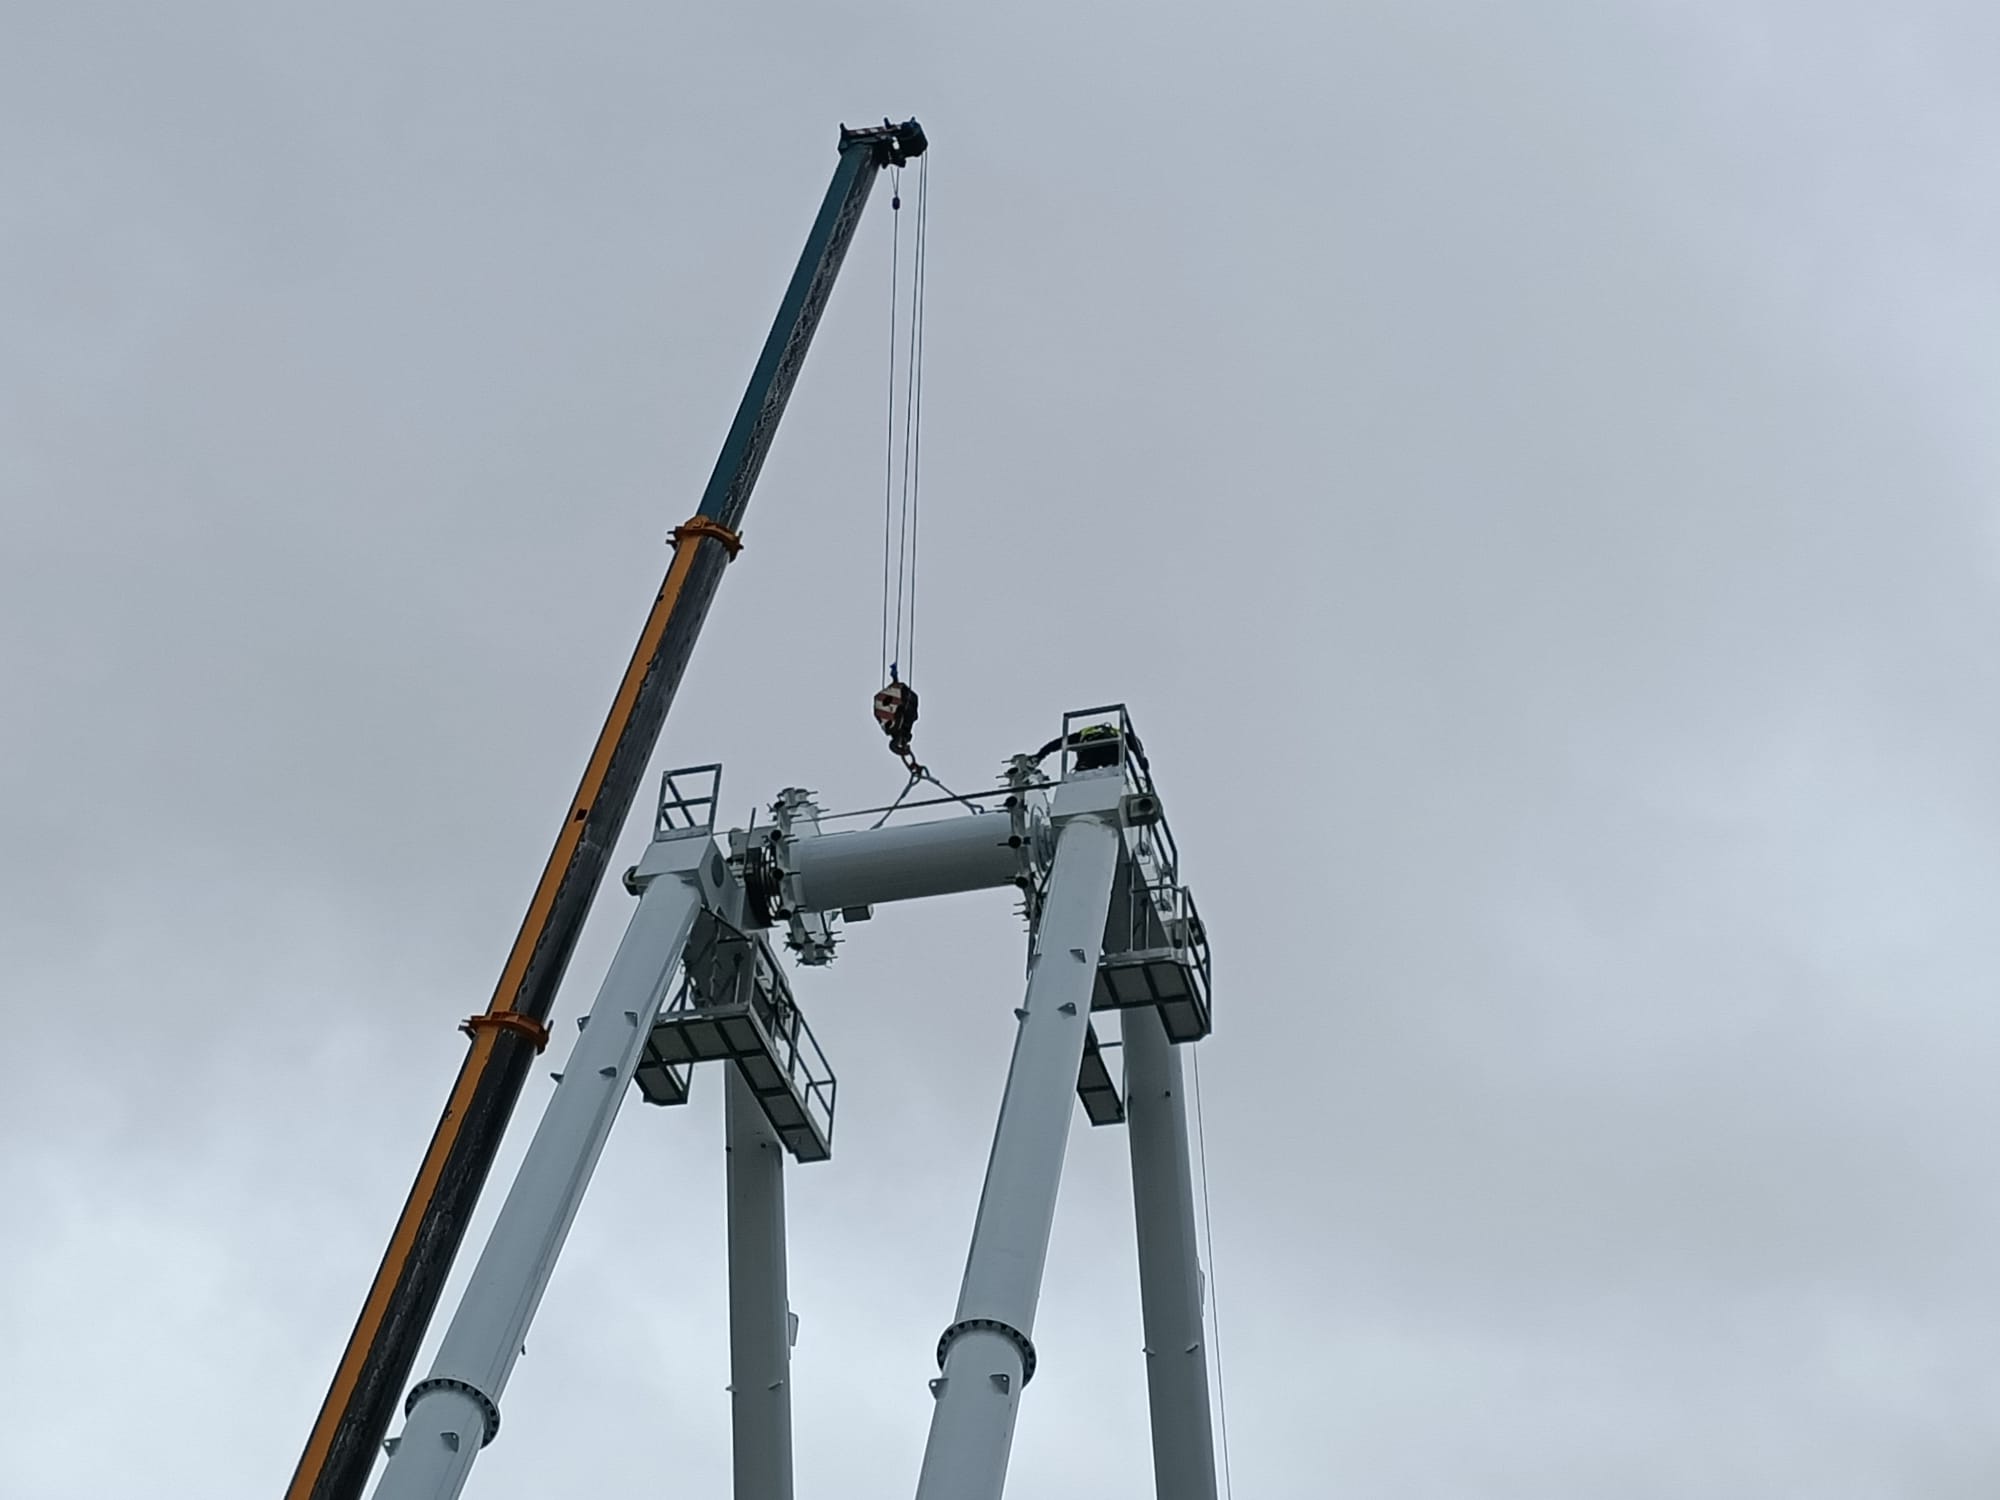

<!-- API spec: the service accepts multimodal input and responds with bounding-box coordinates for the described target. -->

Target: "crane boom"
[286,117,927,1500]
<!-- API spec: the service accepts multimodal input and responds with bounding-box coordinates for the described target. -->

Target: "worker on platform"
[1031,722,1143,774]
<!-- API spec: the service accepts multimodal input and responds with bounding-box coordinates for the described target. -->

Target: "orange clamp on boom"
[672,515,744,558]
[460,1012,552,1053]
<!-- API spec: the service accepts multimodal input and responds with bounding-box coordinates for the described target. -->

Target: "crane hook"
[872,676,923,776]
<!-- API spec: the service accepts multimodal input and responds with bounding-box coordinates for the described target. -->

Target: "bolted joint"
[935,1317,1037,1387]
[740,838,786,927]
[405,1374,501,1447]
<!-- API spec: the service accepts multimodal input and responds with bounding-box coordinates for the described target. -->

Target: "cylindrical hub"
[786,814,1023,912]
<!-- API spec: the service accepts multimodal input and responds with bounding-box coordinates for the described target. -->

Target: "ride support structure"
[283,113,1225,1500]
[367,707,1219,1500]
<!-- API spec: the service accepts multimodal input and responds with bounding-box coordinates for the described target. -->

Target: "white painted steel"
[370,842,712,1500]
[912,814,1122,1500]
[1125,1008,1219,1500]
[787,813,1021,912]
[726,1069,795,1500]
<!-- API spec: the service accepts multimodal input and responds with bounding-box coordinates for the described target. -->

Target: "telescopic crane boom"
[286,117,927,1500]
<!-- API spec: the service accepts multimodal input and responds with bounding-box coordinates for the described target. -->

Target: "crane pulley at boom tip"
[841,117,927,165]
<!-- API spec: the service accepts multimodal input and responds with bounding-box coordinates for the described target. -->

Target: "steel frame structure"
[368,707,1217,1500]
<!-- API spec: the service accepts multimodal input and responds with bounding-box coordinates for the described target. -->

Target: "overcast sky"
[7,3,2000,1496]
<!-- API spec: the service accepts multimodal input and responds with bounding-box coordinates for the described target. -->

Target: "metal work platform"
[1075,1023,1125,1127]
[1036,705,1214,1045]
[1094,876,1211,1044]
[635,909,836,1164]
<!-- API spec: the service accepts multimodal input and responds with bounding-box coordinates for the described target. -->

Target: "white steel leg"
[371,847,711,1500]
[913,814,1123,1500]
[726,1067,794,1500]
[1124,1008,1218,1500]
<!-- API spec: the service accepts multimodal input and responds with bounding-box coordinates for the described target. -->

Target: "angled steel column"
[1124,1008,1218,1500]
[914,810,1123,1500]
[726,1068,794,1500]
[370,831,721,1500]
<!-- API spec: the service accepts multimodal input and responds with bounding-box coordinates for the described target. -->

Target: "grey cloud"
[7,2,2000,1496]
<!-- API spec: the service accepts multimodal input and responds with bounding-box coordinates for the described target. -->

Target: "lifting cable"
[1191,1042,1237,1499]
[874,154,930,779]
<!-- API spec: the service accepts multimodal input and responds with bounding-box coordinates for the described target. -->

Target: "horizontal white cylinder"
[790,814,1023,912]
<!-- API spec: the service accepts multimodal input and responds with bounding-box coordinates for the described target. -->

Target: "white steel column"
[725,1068,794,1500]
[1124,1009,1218,1500]
[913,813,1122,1500]
[371,839,714,1500]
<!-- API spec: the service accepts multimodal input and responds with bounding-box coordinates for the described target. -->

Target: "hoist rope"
[880,165,902,687]
[880,154,928,687]
[1191,1042,1236,1499]
[905,155,928,683]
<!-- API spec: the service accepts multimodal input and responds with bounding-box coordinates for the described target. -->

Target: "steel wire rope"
[904,153,928,683]
[890,167,919,676]
[880,158,929,686]
[881,165,902,686]
[1191,1042,1237,1499]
